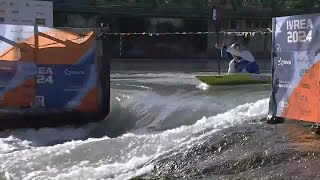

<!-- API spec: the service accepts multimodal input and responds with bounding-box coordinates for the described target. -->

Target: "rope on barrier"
[104,28,273,37]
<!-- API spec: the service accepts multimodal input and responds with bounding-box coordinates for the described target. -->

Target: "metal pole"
[97,23,111,118]
[34,24,39,63]
[215,21,222,75]
[119,35,122,57]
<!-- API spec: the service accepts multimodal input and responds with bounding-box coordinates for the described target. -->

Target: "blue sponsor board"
[35,64,97,109]
[269,13,320,118]
[0,61,18,85]
[0,61,37,96]
[0,60,97,109]
[0,61,19,98]
[77,46,95,65]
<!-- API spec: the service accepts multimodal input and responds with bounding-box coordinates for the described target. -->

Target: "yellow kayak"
[196,73,272,86]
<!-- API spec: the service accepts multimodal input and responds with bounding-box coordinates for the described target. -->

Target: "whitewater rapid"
[0,72,272,180]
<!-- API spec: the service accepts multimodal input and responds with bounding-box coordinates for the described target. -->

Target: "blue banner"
[269,13,320,123]
[35,64,97,109]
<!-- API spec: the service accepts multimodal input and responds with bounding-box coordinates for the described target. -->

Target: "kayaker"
[215,43,260,74]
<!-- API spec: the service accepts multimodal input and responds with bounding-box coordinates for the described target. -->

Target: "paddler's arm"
[215,43,230,59]
[215,43,226,49]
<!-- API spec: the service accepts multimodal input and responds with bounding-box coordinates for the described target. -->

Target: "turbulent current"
[0,72,319,180]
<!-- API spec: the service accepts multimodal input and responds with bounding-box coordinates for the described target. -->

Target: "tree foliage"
[218,0,320,9]
[207,0,317,10]
[93,0,319,12]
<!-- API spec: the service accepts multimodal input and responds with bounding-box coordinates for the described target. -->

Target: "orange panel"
[0,78,36,108]
[75,88,99,112]
[0,30,94,65]
[281,63,319,123]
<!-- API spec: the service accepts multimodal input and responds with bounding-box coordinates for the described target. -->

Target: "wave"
[0,98,270,180]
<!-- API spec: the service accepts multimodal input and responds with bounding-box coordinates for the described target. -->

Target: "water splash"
[0,98,270,180]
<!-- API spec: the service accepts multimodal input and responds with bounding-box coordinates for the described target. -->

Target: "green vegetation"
[53,0,318,17]
[94,0,318,9]
[56,0,316,9]
[94,0,209,9]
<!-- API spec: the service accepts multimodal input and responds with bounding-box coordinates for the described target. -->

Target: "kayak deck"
[196,73,272,86]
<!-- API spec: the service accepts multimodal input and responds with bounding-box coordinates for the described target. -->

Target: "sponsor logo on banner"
[13,37,27,42]
[274,44,281,53]
[10,29,33,35]
[36,12,45,16]
[278,80,293,89]
[21,19,33,24]
[301,83,311,89]
[32,96,45,107]
[299,95,309,102]
[279,101,289,109]
[286,18,313,43]
[296,58,310,64]
[64,86,81,92]
[10,10,19,14]
[277,57,292,66]
[38,67,53,75]
[11,19,18,23]
[64,69,85,76]
[300,69,309,76]
[35,18,46,25]
[35,3,46,7]
[0,10,5,14]
[0,66,12,71]
[37,67,54,84]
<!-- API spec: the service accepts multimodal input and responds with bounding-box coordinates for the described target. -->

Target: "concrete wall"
[110,58,271,72]
[54,13,98,28]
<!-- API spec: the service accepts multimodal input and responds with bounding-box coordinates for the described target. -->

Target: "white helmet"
[227,43,241,57]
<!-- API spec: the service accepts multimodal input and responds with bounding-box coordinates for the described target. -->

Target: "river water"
[0,72,319,180]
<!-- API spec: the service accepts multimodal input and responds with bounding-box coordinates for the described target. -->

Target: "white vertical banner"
[0,0,53,27]
[0,24,52,54]
[212,9,217,21]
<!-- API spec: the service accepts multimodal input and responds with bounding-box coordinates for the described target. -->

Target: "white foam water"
[0,98,270,180]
